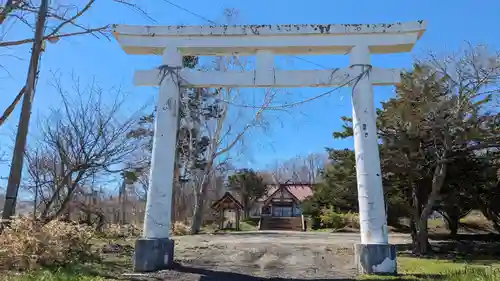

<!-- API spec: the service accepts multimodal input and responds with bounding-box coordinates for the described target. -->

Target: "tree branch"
[0,25,109,47]
[0,0,16,25]
[214,88,275,158]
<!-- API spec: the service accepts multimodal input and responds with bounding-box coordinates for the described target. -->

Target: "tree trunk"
[415,217,430,255]
[409,216,417,243]
[190,172,210,234]
[83,211,92,225]
[118,180,126,224]
[171,164,181,224]
[414,162,448,255]
[442,210,459,236]
[410,181,421,252]
[191,189,203,234]
[95,212,105,232]
[242,200,249,220]
[244,208,249,220]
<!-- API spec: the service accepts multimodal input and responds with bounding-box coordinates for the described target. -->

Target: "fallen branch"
[0,87,25,127]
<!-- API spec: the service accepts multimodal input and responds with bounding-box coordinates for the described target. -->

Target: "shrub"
[318,207,360,229]
[0,217,96,270]
[341,212,360,229]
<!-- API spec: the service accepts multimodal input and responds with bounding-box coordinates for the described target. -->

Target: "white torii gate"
[113,21,426,274]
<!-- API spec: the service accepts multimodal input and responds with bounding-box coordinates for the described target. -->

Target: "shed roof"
[211,192,243,210]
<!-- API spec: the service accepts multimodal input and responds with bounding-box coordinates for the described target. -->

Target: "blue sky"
[1,0,499,179]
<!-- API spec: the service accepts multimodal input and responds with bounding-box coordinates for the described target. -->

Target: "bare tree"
[0,0,152,46]
[0,0,153,221]
[0,0,152,126]
[22,76,140,223]
[188,55,277,233]
[265,153,327,184]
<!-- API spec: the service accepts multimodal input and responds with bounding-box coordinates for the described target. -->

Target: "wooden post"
[236,208,240,231]
[219,208,224,229]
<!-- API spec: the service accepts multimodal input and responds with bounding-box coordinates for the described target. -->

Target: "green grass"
[3,267,107,281]
[239,220,258,231]
[203,219,259,233]
[359,257,500,280]
[8,256,500,281]
[443,268,500,281]
[2,257,131,281]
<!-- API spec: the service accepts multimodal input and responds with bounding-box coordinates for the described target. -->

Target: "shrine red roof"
[286,184,314,201]
[259,183,313,202]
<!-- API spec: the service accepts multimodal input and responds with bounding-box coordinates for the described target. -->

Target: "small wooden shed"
[211,192,244,230]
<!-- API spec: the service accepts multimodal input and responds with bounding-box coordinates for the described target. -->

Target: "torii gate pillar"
[113,21,426,275]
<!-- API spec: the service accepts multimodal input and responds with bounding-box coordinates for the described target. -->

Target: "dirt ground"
[124,231,412,281]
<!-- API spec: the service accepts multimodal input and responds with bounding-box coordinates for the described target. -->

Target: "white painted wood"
[113,21,426,56]
[112,20,427,37]
[255,50,275,86]
[350,45,389,246]
[134,67,402,88]
[114,33,420,56]
[142,46,182,239]
[113,21,426,37]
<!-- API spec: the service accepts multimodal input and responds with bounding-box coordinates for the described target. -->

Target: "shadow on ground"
[136,264,442,281]
[395,234,500,262]
[118,234,500,280]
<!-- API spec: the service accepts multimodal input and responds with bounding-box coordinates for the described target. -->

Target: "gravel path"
[125,232,412,281]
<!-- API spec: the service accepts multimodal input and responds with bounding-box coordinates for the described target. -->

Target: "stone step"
[260,217,303,231]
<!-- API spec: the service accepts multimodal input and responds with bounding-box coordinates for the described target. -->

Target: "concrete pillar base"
[354,244,397,275]
[133,238,175,272]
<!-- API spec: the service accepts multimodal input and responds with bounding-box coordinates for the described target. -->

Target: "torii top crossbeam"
[112,21,426,88]
[112,21,426,56]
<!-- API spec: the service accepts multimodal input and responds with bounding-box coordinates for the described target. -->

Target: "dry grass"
[460,212,496,233]
[98,221,195,239]
[0,217,96,271]
[426,212,497,235]
[99,223,141,239]
[171,221,191,236]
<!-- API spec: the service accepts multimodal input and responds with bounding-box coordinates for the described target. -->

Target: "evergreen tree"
[228,169,268,219]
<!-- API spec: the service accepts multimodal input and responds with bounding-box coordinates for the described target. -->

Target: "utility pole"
[2,0,49,222]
